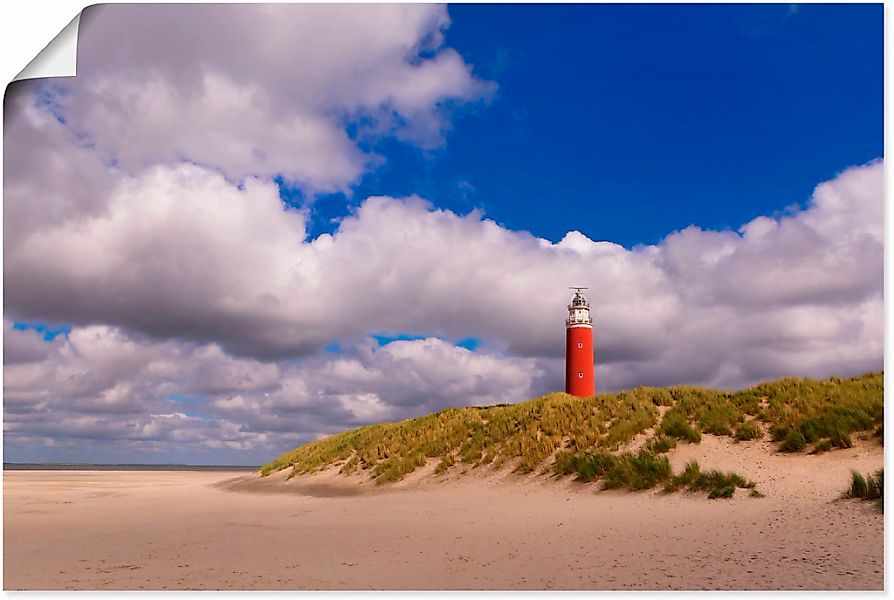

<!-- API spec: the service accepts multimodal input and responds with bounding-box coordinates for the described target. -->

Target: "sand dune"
[4,435,883,590]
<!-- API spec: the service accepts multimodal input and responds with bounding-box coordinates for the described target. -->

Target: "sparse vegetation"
[643,435,677,453]
[262,390,660,483]
[663,460,756,498]
[670,388,747,437]
[762,374,882,451]
[260,372,882,486]
[734,420,763,442]
[810,439,834,454]
[554,449,673,490]
[842,469,883,511]
[780,429,806,452]
[555,451,755,498]
[434,453,454,475]
[657,409,701,443]
[601,450,672,491]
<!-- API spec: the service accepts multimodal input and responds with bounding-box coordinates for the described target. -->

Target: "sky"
[3,3,883,465]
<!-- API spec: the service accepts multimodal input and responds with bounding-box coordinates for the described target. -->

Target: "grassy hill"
[260,372,882,496]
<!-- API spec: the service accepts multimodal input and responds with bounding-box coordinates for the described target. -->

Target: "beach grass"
[663,460,756,498]
[260,372,882,485]
[842,469,883,511]
[553,451,755,498]
[734,420,763,441]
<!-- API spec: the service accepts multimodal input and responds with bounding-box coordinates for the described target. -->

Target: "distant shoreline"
[3,463,257,472]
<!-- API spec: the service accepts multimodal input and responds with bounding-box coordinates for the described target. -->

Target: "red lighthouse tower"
[565,287,595,396]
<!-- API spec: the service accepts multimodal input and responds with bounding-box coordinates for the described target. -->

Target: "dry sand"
[4,435,884,590]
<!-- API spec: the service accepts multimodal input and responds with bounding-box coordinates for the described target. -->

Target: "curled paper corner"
[13,12,81,82]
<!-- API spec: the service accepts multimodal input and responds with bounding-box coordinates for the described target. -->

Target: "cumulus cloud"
[7,156,883,384]
[4,321,63,365]
[4,325,539,463]
[5,158,674,360]
[6,161,318,357]
[44,4,492,190]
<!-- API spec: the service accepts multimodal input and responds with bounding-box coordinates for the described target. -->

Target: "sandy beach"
[4,434,883,590]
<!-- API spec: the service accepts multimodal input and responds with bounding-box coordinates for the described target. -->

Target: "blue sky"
[306,3,882,247]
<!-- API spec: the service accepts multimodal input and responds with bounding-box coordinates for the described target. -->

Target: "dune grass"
[260,372,882,485]
[842,469,883,511]
[663,460,756,498]
[759,375,883,451]
[554,451,755,498]
[657,409,702,443]
[643,435,677,453]
[733,420,763,442]
[261,389,661,482]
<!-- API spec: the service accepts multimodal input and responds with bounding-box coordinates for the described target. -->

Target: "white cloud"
[4,325,541,461]
[4,321,61,365]
[51,4,493,190]
[7,158,882,389]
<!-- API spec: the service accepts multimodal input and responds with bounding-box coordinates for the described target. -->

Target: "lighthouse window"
[577,342,583,349]
[578,371,584,378]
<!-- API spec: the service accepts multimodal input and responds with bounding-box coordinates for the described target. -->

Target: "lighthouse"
[565,287,595,396]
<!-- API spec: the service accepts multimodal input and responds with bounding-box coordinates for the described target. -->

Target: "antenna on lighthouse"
[569,286,589,293]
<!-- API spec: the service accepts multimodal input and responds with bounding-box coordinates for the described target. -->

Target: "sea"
[3,463,257,471]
